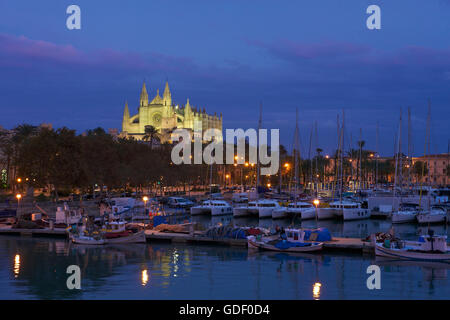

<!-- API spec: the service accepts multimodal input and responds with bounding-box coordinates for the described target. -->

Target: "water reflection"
[313,282,322,300]
[141,269,149,286]
[1,234,449,299]
[13,254,20,278]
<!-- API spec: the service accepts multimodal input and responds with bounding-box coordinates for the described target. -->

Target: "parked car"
[167,197,195,208]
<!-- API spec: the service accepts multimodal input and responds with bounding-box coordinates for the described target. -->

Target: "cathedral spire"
[140,82,149,106]
[163,81,172,106]
[122,101,130,132]
[123,101,130,119]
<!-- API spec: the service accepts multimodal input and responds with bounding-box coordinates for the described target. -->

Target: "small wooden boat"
[71,234,105,245]
[375,231,450,262]
[248,238,323,252]
[105,230,146,244]
[247,228,323,253]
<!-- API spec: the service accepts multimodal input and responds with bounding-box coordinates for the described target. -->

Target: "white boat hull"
[211,206,233,216]
[343,208,370,221]
[248,239,323,253]
[258,208,274,219]
[375,243,450,262]
[105,231,146,244]
[317,208,335,220]
[190,206,210,215]
[71,236,105,245]
[392,212,417,224]
[233,207,251,218]
[272,208,288,219]
[417,213,446,224]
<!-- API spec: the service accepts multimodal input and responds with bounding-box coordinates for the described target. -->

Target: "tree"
[142,125,160,149]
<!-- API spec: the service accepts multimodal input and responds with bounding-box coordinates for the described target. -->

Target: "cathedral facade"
[121,81,222,142]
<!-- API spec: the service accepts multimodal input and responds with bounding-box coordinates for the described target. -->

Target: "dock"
[0,225,67,237]
[0,225,374,253]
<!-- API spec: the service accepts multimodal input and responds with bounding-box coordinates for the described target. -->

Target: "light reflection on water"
[0,218,449,300]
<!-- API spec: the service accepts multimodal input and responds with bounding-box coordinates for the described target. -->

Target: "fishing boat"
[71,234,105,245]
[391,203,419,224]
[375,231,450,262]
[247,228,323,253]
[416,206,447,224]
[105,230,146,244]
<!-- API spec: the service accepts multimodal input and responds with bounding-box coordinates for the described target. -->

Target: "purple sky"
[0,0,449,157]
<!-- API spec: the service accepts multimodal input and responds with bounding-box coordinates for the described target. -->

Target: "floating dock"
[0,225,374,253]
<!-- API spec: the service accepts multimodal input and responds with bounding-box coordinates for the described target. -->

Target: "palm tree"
[142,125,160,149]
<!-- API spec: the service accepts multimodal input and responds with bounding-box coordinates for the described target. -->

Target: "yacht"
[257,199,282,219]
[391,203,419,224]
[233,201,258,218]
[327,200,370,221]
[190,200,233,216]
[285,202,316,220]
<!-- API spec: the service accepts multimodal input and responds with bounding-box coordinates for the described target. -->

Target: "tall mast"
[294,108,300,205]
[256,102,262,192]
[308,124,313,193]
[426,101,431,210]
[407,108,412,191]
[393,109,402,201]
[314,121,319,196]
[339,110,345,202]
[350,133,354,189]
[358,128,362,193]
[376,121,379,189]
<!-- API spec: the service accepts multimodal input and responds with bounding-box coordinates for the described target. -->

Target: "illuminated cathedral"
[121,81,222,142]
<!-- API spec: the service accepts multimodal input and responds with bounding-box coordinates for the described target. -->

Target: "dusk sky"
[0,0,449,157]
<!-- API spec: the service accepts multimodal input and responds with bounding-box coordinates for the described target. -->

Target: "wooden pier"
[0,225,374,253]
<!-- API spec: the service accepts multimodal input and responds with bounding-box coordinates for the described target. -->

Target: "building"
[120,81,222,142]
[412,153,450,186]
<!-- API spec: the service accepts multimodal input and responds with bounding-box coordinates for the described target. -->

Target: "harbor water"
[1,217,449,299]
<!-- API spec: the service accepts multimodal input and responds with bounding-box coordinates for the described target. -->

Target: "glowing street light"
[313,282,322,300]
[313,199,320,221]
[16,194,22,208]
[16,178,21,183]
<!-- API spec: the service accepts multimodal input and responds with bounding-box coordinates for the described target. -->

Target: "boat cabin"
[284,228,306,242]
[329,201,359,209]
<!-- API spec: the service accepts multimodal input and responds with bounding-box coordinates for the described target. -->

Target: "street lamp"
[313,199,320,222]
[16,194,22,208]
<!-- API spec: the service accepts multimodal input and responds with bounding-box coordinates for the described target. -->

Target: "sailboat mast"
[256,102,262,192]
[294,108,299,204]
[358,128,362,192]
[376,121,379,188]
[308,125,313,193]
[339,110,345,201]
[407,108,412,191]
